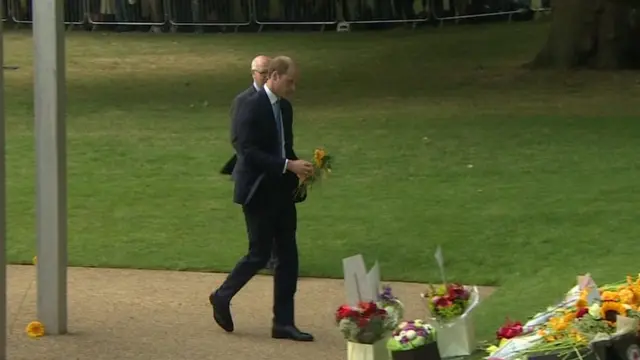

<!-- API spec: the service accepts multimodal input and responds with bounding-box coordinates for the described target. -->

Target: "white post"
[0,3,7,358]
[34,0,68,335]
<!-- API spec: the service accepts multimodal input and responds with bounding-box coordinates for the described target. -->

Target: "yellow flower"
[25,321,45,338]
[313,148,326,167]
[600,301,627,321]
[572,333,587,344]
[619,288,635,304]
[602,291,620,302]
[486,345,499,354]
[32,256,37,265]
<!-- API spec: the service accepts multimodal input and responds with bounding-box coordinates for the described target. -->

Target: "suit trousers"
[215,191,299,326]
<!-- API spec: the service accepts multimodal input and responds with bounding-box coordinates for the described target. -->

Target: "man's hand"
[287,159,313,178]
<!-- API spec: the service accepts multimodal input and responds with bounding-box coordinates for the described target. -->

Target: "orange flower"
[602,291,620,302]
[25,321,45,338]
[600,301,626,321]
[548,316,571,331]
[619,288,635,304]
[313,148,326,167]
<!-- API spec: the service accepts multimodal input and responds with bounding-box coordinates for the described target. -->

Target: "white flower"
[394,335,404,341]
[398,321,408,329]
[414,319,424,326]
[624,304,633,310]
[386,307,397,317]
[399,330,407,337]
[406,330,417,340]
[589,303,601,319]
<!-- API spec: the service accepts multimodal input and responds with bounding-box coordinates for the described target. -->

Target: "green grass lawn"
[5,21,640,340]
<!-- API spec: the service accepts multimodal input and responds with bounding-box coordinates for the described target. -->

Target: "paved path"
[7,265,495,360]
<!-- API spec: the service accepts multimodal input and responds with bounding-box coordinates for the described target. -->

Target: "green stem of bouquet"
[521,339,589,360]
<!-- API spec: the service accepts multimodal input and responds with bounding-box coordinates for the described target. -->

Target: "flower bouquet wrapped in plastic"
[336,301,396,360]
[387,319,440,360]
[378,285,405,328]
[421,284,480,357]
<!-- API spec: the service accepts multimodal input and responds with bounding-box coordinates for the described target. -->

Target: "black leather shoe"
[272,324,314,342]
[209,293,234,333]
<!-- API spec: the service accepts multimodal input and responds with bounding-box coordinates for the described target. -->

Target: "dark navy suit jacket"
[230,89,300,205]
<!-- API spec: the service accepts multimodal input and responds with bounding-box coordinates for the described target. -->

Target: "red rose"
[433,296,453,308]
[359,301,378,317]
[576,307,588,318]
[336,305,357,321]
[497,318,523,340]
[358,317,370,328]
[447,284,470,301]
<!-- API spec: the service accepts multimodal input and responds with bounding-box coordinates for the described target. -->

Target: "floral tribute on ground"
[336,301,396,344]
[486,274,640,360]
[378,285,405,328]
[387,319,437,350]
[421,284,480,358]
[422,283,474,322]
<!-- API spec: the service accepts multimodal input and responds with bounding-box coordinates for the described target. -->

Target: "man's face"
[272,67,298,99]
[252,63,269,87]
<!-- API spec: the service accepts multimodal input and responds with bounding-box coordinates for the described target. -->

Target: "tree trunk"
[530,0,640,69]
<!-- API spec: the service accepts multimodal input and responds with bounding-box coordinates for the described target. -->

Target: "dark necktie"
[273,100,284,157]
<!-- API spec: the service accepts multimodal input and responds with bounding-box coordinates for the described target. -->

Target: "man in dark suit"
[210,56,315,342]
[221,55,279,271]
[220,55,270,175]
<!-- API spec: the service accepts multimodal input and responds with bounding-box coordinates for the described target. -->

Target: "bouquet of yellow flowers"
[295,148,332,198]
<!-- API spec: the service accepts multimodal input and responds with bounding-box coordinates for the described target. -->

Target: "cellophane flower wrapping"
[488,274,640,360]
[378,285,405,329]
[336,301,396,344]
[421,285,480,357]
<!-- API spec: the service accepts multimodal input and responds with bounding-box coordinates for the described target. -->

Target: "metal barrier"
[254,0,337,31]
[339,0,429,26]
[86,0,166,27]
[169,0,251,30]
[428,0,529,25]
[8,0,85,24]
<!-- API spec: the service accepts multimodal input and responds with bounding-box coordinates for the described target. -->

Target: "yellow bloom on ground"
[25,321,45,338]
[619,288,635,304]
[602,291,620,302]
[486,345,499,355]
[601,301,626,320]
[32,256,37,265]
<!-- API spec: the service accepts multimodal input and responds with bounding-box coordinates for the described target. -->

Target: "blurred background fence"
[1,0,551,32]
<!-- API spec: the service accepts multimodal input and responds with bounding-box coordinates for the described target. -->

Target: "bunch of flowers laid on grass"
[378,285,405,327]
[295,148,332,198]
[485,274,640,360]
[387,319,437,351]
[421,283,472,322]
[335,301,395,344]
[485,318,526,356]
[497,318,525,340]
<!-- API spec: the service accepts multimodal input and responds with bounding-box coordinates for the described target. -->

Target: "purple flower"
[378,285,397,302]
